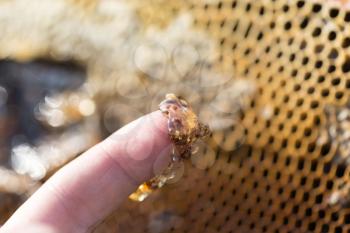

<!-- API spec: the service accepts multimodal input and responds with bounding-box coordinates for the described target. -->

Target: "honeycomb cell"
[6,0,342,232]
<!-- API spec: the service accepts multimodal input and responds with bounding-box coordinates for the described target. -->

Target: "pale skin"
[0,111,171,233]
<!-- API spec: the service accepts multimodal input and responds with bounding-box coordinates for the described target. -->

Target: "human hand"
[0,111,171,233]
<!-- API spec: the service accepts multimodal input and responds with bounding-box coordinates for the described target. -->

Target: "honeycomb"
[1,0,350,233]
[93,0,350,232]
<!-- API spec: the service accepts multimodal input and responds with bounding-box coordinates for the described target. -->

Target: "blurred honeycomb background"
[2,0,350,232]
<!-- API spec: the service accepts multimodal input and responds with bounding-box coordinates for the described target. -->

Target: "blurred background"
[0,0,244,226]
[3,0,350,233]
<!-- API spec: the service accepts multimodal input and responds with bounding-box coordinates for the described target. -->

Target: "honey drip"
[129,93,210,202]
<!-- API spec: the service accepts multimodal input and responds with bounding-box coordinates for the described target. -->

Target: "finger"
[1,111,171,233]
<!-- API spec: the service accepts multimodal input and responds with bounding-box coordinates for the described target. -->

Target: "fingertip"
[150,110,169,136]
[100,110,171,182]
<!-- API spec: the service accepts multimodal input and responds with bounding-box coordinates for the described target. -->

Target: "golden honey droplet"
[128,183,153,202]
